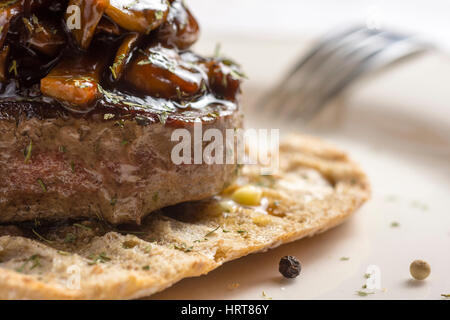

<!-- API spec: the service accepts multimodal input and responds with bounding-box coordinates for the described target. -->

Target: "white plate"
[150,35,450,300]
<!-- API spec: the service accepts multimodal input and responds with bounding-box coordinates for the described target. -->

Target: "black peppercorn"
[279,256,301,279]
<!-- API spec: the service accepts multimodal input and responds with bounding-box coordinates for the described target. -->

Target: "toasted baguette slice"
[0,135,370,299]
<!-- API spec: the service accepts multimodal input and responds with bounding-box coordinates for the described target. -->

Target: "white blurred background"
[154,1,450,300]
[190,0,450,51]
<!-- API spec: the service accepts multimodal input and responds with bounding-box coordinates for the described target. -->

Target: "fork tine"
[259,26,430,124]
[274,28,385,119]
[292,34,428,122]
[258,25,367,116]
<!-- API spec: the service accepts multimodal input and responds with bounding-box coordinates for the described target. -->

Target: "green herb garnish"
[158,112,168,125]
[174,243,193,253]
[37,179,47,192]
[103,113,115,120]
[340,257,350,261]
[32,228,54,244]
[9,60,18,77]
[110,54,126,80]
[24,140,32,163]
[205,226,220,238]
[73,223,92,231]
[262,291,272,300]
[356,291,375,297]
[16,254,41,273]
[64,233,76,243]
[88,252,111,265]
[0,0,19,9]
[154,10,164,20]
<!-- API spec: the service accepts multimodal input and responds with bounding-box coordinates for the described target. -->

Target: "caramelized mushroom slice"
[21,15,66,56]
[0,45,10,83]
[203,58,244,101]
[157,0,199,50]
[41,49,106,110]
[95,15,122,36]
[65,0,109,49]
[105,0,169,34]
[124,44,204,99]
[109,33,140,82]
[0,0,24,48]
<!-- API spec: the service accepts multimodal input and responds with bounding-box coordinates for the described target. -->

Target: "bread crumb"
[227,283,240,290]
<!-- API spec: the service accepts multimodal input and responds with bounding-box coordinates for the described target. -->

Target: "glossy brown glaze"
[1,0,243,120]
[0,0,245,225]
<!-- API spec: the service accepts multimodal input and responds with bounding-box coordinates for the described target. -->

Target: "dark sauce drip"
[0,0,244,126]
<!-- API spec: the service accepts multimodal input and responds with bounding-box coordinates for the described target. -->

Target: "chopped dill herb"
[88,252,111,265]
[122,240,138,249]
[24,140,32,163]
[222,229,231,233]
[391,221,400,228]
[236,230,246,235]
[0,0,19,9]
[110,54,126,80]
[142,265,150,271]
[123,0,140,10]
[9,60,18,77]
[22,17,34,33]
[104,113,115,120]
[117,230,147,235]
[154,10,164,20]
[64,233,76,243]
[73,223,92,231]
[115,119,125,128]
[32,228,53,244]
[158,112,168,125]
[37,179,47,192]
[174,243,193,253]
[262,291,272,300]
[340,257,350,261]
[16,254,41,273]
[356,291,375,297]
[138,49,176,72]
[205,226,220,238]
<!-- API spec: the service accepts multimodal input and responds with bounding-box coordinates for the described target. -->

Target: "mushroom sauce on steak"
[0,0,244,224]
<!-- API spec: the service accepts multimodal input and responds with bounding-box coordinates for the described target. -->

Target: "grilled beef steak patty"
[0,0,244,224]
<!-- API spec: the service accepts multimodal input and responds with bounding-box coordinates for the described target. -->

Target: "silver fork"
[258,25,431,123]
